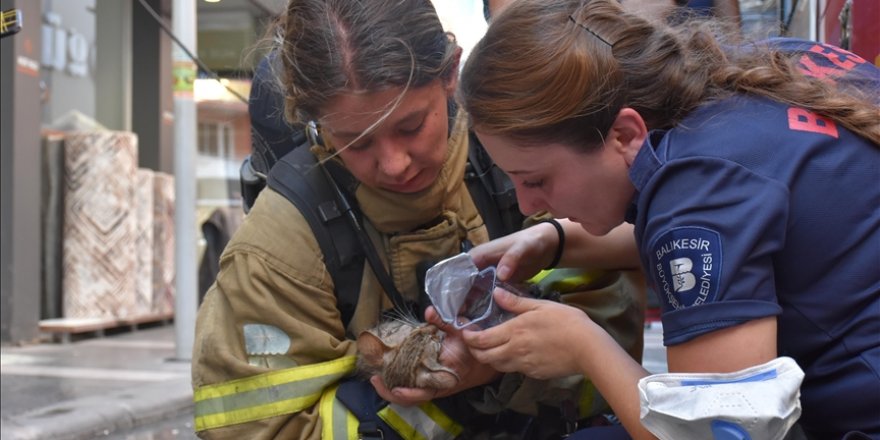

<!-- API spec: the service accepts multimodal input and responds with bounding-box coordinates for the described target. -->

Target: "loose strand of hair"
[315,42,417,167]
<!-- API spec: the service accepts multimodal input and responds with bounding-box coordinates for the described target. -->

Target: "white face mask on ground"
[639,356,805,440]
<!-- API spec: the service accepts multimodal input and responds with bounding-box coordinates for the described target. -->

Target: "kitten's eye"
[521,179,544,189]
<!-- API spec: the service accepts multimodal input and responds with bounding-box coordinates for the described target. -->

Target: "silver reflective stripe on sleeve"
[319,384,358,440]
[378,401,463,440]
[194,355,357,431]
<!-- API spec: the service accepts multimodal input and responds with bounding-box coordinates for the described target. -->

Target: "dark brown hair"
[459,0,880,150]
[278,0,459,124]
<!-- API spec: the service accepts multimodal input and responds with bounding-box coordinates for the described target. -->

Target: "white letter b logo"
[670,257,695,292]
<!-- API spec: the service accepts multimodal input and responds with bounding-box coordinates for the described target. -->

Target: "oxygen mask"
[424,253,530,330]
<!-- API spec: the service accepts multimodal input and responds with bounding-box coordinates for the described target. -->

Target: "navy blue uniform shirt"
[626,39,879,438]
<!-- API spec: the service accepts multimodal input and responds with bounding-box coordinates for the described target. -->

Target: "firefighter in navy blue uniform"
[455,0,880,438]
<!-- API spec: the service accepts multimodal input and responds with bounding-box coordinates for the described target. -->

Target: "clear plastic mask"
[424,253,525,330]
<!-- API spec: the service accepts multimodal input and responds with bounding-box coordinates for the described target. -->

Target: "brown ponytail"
[459,0,879,149]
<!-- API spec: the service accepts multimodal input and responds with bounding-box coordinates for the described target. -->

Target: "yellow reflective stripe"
[418,402,463,437]
[579,378,596,419]
[319,384,358,440]
[195,394,314,432]
[378,402,462,440]
[529,268,608,293]
[528,269,553,284]
[578,378,609,418]
[379,407,427,440]
[193,356,356,431]
[194,356,356,401]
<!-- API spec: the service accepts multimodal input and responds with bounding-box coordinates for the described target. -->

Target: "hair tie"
[541,218,565,269]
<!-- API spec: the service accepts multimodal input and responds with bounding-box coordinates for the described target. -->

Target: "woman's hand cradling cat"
[426,306,502,390]
[369,307,502,407]
[369,375,437,406]
[461,288,596,380]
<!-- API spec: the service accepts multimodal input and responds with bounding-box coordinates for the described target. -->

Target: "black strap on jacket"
[267,145,367,327]
[465,132,523,240]
[336,379,402,440]
[257,130,524,329]
[316,156,411,315]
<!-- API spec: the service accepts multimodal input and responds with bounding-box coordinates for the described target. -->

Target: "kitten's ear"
[356,331,389,367]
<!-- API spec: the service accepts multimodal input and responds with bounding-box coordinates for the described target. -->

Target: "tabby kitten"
[356,317,460,389]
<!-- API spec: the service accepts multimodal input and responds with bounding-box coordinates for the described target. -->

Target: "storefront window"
[40,0,96,127]
[193,78,250,209]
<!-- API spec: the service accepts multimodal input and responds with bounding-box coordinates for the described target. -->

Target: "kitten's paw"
[418,370,460,390]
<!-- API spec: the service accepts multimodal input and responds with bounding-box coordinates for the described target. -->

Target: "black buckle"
[358,421,385,440]
[560,399,579,438]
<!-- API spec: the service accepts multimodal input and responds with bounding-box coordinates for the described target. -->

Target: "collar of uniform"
[628,130,665,192]
[355,110,470,234]
[625,130,665,224]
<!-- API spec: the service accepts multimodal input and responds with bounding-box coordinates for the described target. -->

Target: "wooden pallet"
[39,312,173,343]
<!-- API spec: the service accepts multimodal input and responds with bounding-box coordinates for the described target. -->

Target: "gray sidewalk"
[0,324,194,440]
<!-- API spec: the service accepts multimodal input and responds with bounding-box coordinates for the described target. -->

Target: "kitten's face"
[357,320,460,390]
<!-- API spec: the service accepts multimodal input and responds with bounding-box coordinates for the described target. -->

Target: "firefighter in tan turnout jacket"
[191,1,646,438]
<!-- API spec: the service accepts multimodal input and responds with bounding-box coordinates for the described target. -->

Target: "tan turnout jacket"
[191,112,645,439]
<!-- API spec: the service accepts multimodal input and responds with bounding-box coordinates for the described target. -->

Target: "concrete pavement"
[0,324,193,440]
[0,320,667,440]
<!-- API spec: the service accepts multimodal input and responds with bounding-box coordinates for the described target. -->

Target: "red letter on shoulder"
[787,107,839,138]
[808,44,865,71]
[799,55,842,82]
[798,45,867,82]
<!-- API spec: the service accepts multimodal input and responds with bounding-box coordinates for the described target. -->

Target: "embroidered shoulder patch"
[649,227,722,310]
